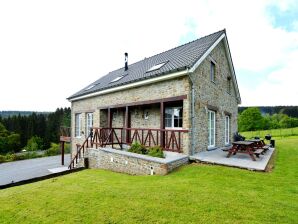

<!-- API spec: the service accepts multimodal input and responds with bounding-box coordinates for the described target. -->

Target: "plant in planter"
[128,142,164,158]
[128,142,148,154]
[147,146,164,158]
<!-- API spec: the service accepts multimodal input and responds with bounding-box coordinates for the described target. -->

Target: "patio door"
[208,110,215,148]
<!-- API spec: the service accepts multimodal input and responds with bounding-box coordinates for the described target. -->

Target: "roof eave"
[68,69,189,102]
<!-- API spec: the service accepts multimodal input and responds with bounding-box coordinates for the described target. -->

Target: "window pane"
[86,113,93,137]
[225,116,230,144]
[75,114,81,137]
[208,111,215,147]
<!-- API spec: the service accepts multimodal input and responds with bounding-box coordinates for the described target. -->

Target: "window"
[225,115,230,145]
[110,75,124,83]
[86,113,93,137]
[208,110,216,147]
[75,113,82,137]
[165,107,183,128]
[227,77,231,94]
[210,61,215,82]
[147,62,167,72]
[85,84,95,91]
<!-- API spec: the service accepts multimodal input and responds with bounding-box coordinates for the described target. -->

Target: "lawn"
[241,127,298,139]
[0,138,297,223]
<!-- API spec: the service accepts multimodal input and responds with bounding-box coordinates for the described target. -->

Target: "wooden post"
[108,107,112,128]
[160,102,164,148]
[61,141,64,165]
[125,106,129,143]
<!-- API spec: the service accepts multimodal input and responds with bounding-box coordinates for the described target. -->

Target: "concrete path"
[0,154,70,185]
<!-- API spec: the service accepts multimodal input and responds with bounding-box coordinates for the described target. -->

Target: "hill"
[0,111,50,118]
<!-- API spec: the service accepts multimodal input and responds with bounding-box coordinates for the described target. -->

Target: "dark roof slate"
[68,29,225,100]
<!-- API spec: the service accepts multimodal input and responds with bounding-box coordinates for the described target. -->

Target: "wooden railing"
[125,128,188,152]
[68,127,188,169]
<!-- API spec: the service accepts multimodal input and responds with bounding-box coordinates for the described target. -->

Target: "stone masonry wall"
[84,147,189,175]
[71,77,191,157]
[190,40,239,153]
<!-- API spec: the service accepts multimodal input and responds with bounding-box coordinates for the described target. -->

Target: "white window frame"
[208,110,216,148]
[225,115,230,145]
[165,107,183,129]
[86,112,93,137]
[75,113,82,137]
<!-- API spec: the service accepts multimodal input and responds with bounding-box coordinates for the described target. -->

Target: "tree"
[238,107,264,131]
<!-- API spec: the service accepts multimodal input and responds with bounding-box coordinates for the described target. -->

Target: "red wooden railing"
[68,127,188,169]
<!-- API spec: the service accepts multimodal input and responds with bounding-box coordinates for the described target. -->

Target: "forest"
[0,108,70,155]
[238,107,298,132]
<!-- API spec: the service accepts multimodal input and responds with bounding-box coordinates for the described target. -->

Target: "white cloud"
[0,0,297,110]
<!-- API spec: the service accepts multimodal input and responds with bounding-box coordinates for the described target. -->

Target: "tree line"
[238,107,298,132]
[0,108,70,154]
[239,106,298,118]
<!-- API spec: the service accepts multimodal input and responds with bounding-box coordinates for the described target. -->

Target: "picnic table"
[246,139,265,148]
[227,141,261,161]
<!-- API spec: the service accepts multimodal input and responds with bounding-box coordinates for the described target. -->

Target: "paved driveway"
[0,154,70,185]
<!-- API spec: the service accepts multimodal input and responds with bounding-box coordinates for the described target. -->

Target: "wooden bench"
[254,149,264,158]
[262,145,270,153]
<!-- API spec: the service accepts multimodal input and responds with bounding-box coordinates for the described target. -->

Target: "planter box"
[84,147,189,175]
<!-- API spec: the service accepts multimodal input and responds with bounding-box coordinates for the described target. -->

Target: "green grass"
[241,127,298,139]
[0,138,297,223]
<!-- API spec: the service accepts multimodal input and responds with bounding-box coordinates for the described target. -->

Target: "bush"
[25,136,44,151]
[128,142,148,154]
[45,143,60,156]
[128,142,164,158]
[147,146,164,158]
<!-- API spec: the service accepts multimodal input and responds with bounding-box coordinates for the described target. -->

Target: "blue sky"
[0,0,297,111]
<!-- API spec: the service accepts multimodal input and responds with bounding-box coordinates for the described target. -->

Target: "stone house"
[67,29,241,165]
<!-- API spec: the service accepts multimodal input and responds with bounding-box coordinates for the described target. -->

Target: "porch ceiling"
[98,95,187,109]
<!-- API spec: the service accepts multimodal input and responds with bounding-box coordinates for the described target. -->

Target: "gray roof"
[68,29,225,100]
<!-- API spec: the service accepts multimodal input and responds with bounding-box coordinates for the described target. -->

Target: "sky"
[0,0,298,111]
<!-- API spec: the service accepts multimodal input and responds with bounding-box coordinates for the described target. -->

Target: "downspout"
[187,68,195,156]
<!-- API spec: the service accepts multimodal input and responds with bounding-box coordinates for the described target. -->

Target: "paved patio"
[189,147,275,171]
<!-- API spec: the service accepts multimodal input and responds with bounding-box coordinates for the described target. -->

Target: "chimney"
[124,52,128,71]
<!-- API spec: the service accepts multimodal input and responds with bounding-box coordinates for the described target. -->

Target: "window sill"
[207,146,217,151]
[165,127,184,130]
[75,136,82,139]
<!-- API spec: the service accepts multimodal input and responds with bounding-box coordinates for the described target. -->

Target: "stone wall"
[84,147,189,175]
[71,77,191,156]
[190,40,239,153]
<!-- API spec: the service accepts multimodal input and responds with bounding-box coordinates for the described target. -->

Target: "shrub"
[45,143,60,156]
[25,136,44,151]
[147,146,164,158]
[128,142,147,154]
[0,155,6,163]
[128,142,164,158]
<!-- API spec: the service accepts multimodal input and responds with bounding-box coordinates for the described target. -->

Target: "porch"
[69,127,188,169]
[189,147,275,171]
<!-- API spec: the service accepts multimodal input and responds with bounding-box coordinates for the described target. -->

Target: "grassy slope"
[0,138,297,224]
